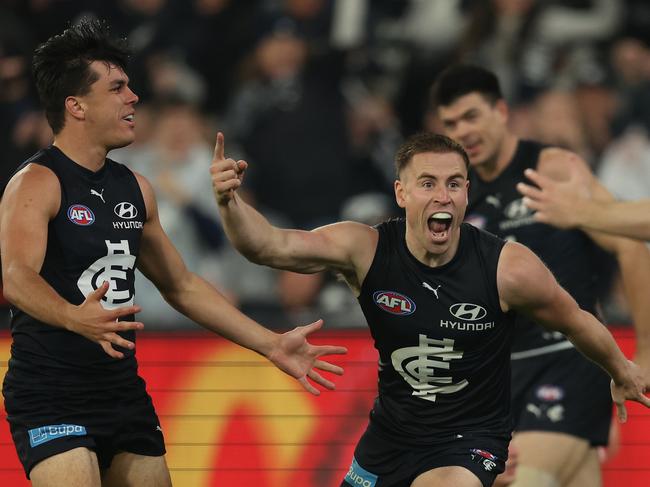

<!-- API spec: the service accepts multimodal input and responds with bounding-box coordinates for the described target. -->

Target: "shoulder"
[314,220,378,250]
[3,162,61,218]
[373,217,405,239]
[9,147,59,183]
[498,241,536,274]
[462,223,506,254]
[497,241,554,311]
[130,171,157,220]
[131,170,153,195]
[313,220,378,279]
[463,222,500,240]
[6,162,60,195]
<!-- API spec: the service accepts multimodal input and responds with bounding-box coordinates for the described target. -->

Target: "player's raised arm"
[518,167,650,241]
[209,132,376,280]
[518,152,650,378]
[497,241,650,422]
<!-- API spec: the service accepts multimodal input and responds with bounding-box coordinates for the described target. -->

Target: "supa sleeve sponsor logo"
[67,204,95,226]
[373,290,416,316]
[345,457,378,487]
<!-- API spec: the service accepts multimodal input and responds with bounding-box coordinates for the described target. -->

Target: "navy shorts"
[511,347,612,446]
[340,424,509,487]
[3,374,165,478]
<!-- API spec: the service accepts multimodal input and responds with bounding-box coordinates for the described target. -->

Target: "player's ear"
[495,99,509,123]
[394,179,406,209]
[65,96,86,121]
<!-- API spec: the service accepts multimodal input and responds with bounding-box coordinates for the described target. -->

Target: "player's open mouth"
[122,114,135,126]
[428,212,453,240]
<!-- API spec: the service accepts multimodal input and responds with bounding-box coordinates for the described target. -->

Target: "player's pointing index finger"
[213,132,225,162]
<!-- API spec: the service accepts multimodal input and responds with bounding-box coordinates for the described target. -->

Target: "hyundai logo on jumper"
[67,204,95,226]
[373,290,416,316]
[345,457,378,487]
[114,202,138,219]
[28,424,87,447]
[450,303,487,321]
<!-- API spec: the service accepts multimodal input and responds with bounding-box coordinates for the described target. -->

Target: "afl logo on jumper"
[450,303,487,321]
[67,204,95,226]
[373,290,416,316]
[114,202,138,219]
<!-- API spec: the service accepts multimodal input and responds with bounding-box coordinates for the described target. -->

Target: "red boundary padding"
[0,328,647,486]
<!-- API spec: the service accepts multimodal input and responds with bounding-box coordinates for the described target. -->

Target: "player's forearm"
[616,239,650,349]
[2,264,74,330]
[565,309,630,384]
[217,193,282,263]
[163,272,278,357]
[577,199,650,240]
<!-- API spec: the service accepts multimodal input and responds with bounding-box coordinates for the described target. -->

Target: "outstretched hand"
[68,282,144,359]
[268,319,347,395]
[209,132,248,206]
[516,167,590,229]
[611,360,650,423]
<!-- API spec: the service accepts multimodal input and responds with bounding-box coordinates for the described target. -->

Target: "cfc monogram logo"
[77,240,136,309]
[391,334,468,402]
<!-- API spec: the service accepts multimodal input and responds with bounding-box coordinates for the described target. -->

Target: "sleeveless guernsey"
[5,146,146,390]
[358,219,515,442]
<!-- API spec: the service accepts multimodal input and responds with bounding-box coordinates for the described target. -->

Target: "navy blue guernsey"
[466,140,613,355]
[5,146,146,389]
[358,219,515,442]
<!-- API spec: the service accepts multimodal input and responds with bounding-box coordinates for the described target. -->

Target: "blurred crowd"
[1,0,649,329]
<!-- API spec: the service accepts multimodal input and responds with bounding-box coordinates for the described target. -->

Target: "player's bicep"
[137,218,189,295]
[0,166,59,275]
[498,242,579,333]
[581,178,632,252]
[134,172,191,295]
[271,222,375,274]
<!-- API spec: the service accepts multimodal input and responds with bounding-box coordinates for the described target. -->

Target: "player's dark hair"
[32,19,130,134]
[430,64,503,109]
[395,132,470,177]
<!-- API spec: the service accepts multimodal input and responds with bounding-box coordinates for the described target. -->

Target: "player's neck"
[53,130,108,172]
[474,133,519,182]
[405,229,460,268]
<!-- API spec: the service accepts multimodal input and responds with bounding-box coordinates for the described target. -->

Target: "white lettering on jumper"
[440,320,495,331]
[113,221,143,229]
